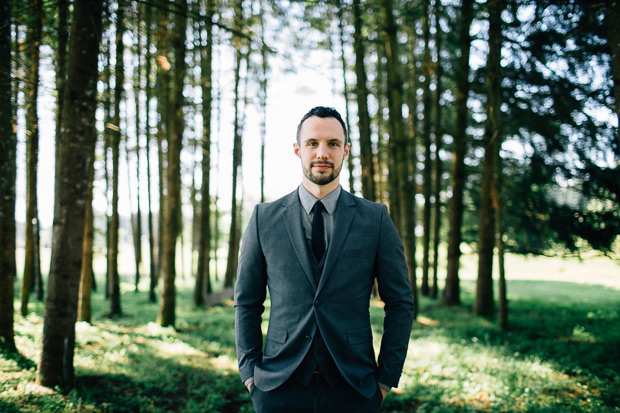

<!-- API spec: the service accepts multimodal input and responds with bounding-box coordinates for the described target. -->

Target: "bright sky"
[15,37,349,231]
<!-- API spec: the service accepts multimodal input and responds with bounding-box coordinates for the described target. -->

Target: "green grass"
[2,260,620,412]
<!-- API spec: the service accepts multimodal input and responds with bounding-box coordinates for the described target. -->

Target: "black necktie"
[312,201,326,261]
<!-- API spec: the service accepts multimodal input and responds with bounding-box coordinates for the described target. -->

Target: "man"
[235,106,414,412]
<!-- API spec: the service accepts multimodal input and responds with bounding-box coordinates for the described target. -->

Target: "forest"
[1,0,619,411]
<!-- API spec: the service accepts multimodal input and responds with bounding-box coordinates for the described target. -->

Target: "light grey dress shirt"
[298,184,341,252]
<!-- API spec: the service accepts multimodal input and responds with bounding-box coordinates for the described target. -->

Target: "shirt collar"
[298,184,341,216]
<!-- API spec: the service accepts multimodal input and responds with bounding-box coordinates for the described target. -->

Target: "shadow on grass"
[0,347,36,371]
[413,279,620,409]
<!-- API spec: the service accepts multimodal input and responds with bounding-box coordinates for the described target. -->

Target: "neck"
[301,178,340,200]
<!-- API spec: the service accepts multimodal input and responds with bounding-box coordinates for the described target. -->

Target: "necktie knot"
[312,201,326,261]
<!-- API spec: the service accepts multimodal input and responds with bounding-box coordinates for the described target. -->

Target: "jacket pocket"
[347,326,372,345]
[264,326,287,357]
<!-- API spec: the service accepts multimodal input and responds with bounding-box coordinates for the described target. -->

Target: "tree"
[381,0,418,317]
[159,0,187,327]
[37,0,103,388]
[420,0,433,297]
[224,0,246,289]
[0,0,17,352]
[430,0,444,300]
[108,0,126,316]
[78,153,96,323]
[194,0,215,307]
[475,0,504,317]
[20,0,43,316]
[443,0,474,306]
[353,0,376,201]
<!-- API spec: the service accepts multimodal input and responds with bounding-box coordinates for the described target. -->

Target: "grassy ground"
[1,255,619,412]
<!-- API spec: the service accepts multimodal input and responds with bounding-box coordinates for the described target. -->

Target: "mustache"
[311,161,334,168]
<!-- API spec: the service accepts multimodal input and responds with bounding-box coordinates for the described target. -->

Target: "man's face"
[294,116,350,186]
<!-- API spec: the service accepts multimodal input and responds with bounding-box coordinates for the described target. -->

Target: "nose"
[315,143,328,159]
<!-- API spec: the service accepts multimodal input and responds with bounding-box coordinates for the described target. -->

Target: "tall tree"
[442,0,474,306]
[37,0,103,388]
[20,0,43,316]
[430,0,443,300]
[475,0,504,317]
[194,0,215,307]
[420,0,433,297]
[224,0,246,289]
[78,152,96,323]
[382,0,418,317]
[353,0,376,201]
[0,0,17,352]
[108,0,126,316]
[145,3,158,303]
[159,0,187,327]
[132,2,144,293]
[259,0,268,203]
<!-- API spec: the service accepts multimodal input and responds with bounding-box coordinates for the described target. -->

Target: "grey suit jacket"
[234,188,414,398]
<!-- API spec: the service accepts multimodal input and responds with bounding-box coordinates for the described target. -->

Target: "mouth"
[312,162,333,170]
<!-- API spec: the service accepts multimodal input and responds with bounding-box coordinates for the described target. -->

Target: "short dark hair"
[296,106,348,146]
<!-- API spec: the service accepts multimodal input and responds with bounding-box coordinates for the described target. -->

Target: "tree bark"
[420,0,433,297]
[133,4,144,293]
[159,0,187,327]
[475,0,504,318]
[37,0,103,388]
[224,0,245,289]
[20,0,43,317]
[430,0,443,300]
[382,0,418,318]
[353,0,376,201]
[194,0,214,307]
[78,153,96,323]
[0,0,17,352]
[108,0,125,316]
[442,0,474,306]
[145,3,157,303]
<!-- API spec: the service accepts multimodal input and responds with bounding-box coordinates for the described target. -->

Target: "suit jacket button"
[305,335,311,342]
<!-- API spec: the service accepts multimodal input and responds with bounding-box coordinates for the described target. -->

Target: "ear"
[293,142,301,158]
[343,142,351,160]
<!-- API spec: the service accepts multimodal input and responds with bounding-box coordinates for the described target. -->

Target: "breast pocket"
[264,325,288,357]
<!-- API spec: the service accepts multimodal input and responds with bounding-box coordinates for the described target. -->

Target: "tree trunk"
[194,0,214,307]
[259,0,268,203]
[108,0,125,316]
[475,0,504,318]
[156,1,171,289]
[353,0,376,201]
[420,0,433,298]
[382,0,418,318]
[0,0,17,352]
[337,0,354,195]
[133,5,144,293]
[430,0,443,300]
[37,0,103,388]
[78,153,96,323]
[224,0,245,289]
[20,0,43,317]
[159,0,187,327]
[145,3,157,303]
[442,0,474,306]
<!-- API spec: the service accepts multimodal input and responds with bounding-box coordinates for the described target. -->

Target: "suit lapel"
[282,190,317,290]
[317,190,356,293]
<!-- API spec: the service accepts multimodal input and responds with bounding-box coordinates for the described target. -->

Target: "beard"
[303,160,343,186]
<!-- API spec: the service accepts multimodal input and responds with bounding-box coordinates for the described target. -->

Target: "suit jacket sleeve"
[375,204,415,388]
[234,205,267,384]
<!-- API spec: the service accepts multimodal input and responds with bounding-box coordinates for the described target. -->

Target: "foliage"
[2,265,619,412]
